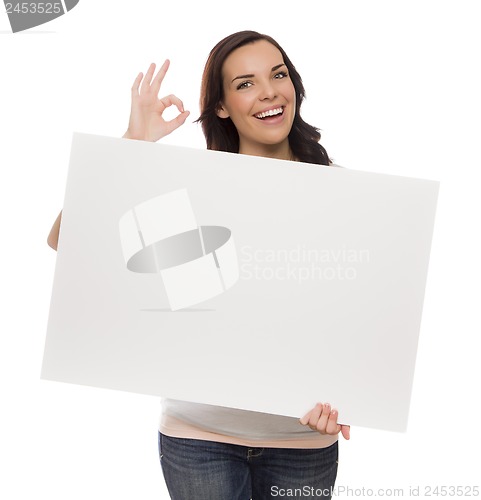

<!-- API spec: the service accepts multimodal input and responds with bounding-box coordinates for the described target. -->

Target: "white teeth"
[255,107,283,119]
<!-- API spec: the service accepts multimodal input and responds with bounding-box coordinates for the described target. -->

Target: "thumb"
[165,110,190,133]
[340,425,350,440]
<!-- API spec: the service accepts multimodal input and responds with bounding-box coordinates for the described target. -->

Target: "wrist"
[122,129,155,142]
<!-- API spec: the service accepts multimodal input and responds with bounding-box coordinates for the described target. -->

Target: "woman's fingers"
[131,72,143,96]
[140,62,157,94]
[299,409,312,426]
[305,403,322,428]
[302,402,326,431]
[300,403,350,439]
[315,403,331,432]
[133,61,176,104]
[326,409,340,434]
[159,94,185,113]
[135,60,170,98]
[151,59,170,95]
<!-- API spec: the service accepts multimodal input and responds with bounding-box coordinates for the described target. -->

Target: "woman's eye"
[237,81,252,90]
[274,71,288,79]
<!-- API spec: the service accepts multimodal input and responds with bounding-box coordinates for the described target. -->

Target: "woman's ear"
[216,105,229,119]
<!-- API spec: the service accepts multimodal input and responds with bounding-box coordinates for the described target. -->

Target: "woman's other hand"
[300,403,350,440]
[123,60,190,142]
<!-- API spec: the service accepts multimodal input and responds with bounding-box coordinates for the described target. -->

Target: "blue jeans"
[158,432,339,499]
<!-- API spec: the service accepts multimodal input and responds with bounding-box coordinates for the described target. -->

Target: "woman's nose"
[259,80,277,100]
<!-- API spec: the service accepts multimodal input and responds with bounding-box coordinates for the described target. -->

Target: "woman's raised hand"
[123,60,190,142]
[300,403,351,440]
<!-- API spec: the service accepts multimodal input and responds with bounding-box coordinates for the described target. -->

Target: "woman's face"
[217,40,296,158]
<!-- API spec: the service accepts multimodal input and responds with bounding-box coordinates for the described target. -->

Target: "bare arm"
[47,210,62,251]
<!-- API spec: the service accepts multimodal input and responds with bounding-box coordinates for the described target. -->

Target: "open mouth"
[254,107,284,120]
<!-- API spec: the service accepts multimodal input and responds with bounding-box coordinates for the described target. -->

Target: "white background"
[0,1,479,498]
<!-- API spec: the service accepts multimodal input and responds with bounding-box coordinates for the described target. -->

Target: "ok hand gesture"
[123,60,190,142]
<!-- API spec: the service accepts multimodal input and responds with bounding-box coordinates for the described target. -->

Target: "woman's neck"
[238,141,295,162]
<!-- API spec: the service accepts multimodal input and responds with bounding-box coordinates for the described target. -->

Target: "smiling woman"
[156,31,346,500]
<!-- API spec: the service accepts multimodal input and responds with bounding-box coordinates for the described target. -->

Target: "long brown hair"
[196,30,331,165]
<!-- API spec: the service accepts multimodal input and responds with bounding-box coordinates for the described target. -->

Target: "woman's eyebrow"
[231,63,286,83]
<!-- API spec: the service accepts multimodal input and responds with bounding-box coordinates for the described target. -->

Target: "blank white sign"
[42,133,439,432]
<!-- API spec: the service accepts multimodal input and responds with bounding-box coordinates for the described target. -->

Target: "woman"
[48,30,350,500]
